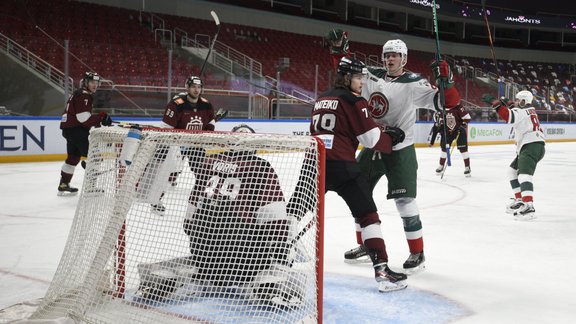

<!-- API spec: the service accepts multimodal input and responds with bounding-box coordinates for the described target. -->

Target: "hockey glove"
[481,94,509,110]
[431,60,454,88]
[215,108,229,122]
[384,126,405,146]
[100,112,113,126]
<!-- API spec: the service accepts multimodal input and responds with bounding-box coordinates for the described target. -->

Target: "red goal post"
[31,126,325,324]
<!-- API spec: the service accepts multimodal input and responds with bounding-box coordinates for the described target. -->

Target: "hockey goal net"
[31,126,325,324]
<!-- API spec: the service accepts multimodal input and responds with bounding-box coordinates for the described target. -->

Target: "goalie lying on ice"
[136,129,310,306]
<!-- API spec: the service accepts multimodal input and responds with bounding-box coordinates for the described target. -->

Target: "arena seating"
[0,0,572,110]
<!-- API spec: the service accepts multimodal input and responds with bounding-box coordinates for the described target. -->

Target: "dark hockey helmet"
[185,76,203,88]
[337,57,367,76]
[81,72,101,88]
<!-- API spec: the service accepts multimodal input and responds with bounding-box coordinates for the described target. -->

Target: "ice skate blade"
[57,191,78,197]
[378,279,407,293]
[514,213,536,221]
[403,263,426,275]
[344,257,372,264]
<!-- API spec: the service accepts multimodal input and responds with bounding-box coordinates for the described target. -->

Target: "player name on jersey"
[314,100,339,110]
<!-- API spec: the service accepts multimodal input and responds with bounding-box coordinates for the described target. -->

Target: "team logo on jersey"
[186,116,203,130]
[446,113,456,131]
[368,92,389,119]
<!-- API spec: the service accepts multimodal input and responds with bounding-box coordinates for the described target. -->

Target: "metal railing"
[182,35,263,78]
[0,32,73,95]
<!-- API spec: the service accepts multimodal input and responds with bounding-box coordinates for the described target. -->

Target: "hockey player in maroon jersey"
[136,125,303,305]
[430,107,472,176]
[325,28,350,71]
[312,57,408,292]
[429,60,472,176]
[57,72,112,196]
[150,76,217,214]
[160,76,216,131]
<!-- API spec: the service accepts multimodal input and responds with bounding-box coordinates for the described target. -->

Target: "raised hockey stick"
[481,0,504,97]
[431,0,452,167]
[199,11,221,78]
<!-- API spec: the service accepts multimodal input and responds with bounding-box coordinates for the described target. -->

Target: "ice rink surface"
[1,142,575,323]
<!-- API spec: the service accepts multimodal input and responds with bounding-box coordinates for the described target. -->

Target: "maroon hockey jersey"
[436,105,471,135]
[60,89,102,129]
[162,94,215,130]
[184,150,288,283]
[311,88,393,161]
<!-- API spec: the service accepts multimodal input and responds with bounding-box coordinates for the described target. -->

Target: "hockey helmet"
[515,90,533,107]
[382,39,408,66]
[337,57,367,76]
[185,76,203,88]
[81,72,101,88]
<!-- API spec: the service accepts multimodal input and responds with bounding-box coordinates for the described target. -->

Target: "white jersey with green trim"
[508,106,545,153]
[362,68,437,150]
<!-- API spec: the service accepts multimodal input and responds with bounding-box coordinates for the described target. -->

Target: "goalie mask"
[515,90,533,108]
[382,39,408,71]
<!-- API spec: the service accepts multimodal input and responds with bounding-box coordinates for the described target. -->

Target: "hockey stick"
[431,0,452,168]
[199,11,221,78]
[440,131,460,179]
[481,0,504,97]
[112,121,160,129]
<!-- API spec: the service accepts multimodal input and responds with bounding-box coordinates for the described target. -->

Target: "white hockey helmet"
[382,39,408,67]
[515,90,533,107]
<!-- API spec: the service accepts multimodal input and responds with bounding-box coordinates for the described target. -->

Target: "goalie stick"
[431,0,452,168]
[199,11,221,78]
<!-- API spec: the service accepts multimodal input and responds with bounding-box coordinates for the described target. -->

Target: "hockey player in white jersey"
[482,90,545,221]
[344,39,462,274]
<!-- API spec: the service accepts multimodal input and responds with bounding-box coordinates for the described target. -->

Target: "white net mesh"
[32,126,323,324]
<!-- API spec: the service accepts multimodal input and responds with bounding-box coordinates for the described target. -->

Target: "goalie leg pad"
[248,264,306,307]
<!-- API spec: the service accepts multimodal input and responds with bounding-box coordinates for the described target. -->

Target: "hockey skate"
[344,244,372,264]
[57,182,78,196]
[403,252,426,275]
[435,165,444,176]
[506,198,523,214]
[373,262,407,292]
[151,202,166,216]
[464,166,471,177]
[513,202,536,221]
